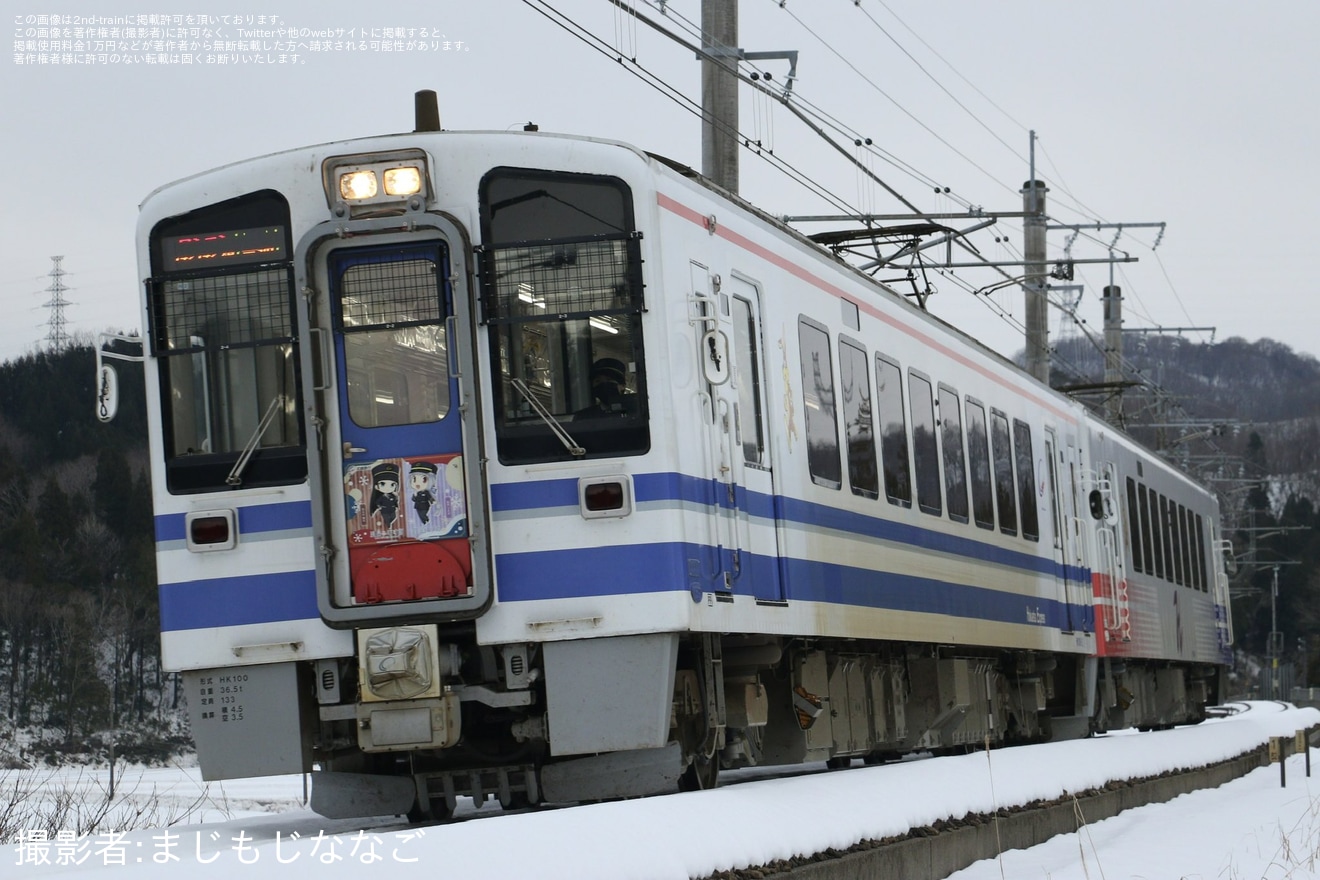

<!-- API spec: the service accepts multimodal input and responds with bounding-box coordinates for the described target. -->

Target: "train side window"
[1144,484,1164,579]
[1177,502,1189,587]
[731,294,766,466]
[1013,419,1039,542]
[1195,513,1208,591]
[839,338,879,499]
[1137,482,1153,576]
[965,399,995,530]
[1159,494,1177,584]
[798,318,842,489]
[1126,477,1145,573]
[874,354,911,507]
[990,410,1017,536]
[1168,498,1181,585]
[1188,506,1198,588]
[908,371,941,516]
[938,385,969,524]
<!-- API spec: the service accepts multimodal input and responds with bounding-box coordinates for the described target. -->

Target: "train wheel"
[499,789,535,811]
[406,797,453,824]
[679,755,719,791]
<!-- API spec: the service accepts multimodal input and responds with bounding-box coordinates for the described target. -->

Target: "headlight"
[339,170,379,200]
[383,166,422,196]
[324,149,430,216]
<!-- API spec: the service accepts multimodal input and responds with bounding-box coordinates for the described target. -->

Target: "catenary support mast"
[702,0,739,194]
[1023,132,1049,384]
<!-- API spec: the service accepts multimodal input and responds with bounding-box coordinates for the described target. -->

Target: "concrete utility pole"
[1022,132,1049,385]
[702,0,739,194]
[1103,283,1123,424]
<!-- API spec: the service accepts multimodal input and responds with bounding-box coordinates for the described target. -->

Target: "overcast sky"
[4,0,1317,374]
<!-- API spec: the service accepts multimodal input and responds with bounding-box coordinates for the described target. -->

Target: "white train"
[102,95,1232,819]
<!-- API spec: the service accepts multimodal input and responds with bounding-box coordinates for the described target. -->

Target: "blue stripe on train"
[155,544,1092,633]
[154,501,314,543]
[494,542,1092,632]
[159,569,318,631]
[491,473,1091,587]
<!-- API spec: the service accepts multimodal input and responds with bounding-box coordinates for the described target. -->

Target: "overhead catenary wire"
[770,0,1022,205]
[635,0,983,205]
[866,0,1031,136]
[850,0,1027,165]
[521,0,858,214]
[598,0,1079,325]
[534,0,1212,406]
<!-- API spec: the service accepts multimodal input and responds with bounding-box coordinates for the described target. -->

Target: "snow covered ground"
[4,702,1318,879]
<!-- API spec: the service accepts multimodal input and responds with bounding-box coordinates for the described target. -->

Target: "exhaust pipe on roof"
[415,90,441,133]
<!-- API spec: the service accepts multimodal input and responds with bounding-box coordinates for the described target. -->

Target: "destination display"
[160,224,286,271]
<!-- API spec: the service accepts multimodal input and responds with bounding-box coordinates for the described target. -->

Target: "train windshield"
[479,169,648,464]
[147,191,304,493]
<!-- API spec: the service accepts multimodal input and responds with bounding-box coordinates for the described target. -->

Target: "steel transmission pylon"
[41,255,73,352]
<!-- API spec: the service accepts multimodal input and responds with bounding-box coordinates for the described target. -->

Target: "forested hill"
[1048,334,1320,424]
[0,343,168,763]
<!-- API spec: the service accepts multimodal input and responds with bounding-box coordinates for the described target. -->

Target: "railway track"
[161,702,1309,880]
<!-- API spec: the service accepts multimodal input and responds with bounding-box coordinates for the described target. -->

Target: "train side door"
[1044,430,1075,632]
[1063,439,1093,633]
[727,276,784,603]
[322,238,474,608]
[690,265,784,603]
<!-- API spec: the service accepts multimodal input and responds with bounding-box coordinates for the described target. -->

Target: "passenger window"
[839,338,879,499]
[965,400,995,530]
[1194,514,1208,591]
[1188,506,1198,588]
[939,386,968,524]
[1160,495,1176,583]
[990,411,1017,536]
[798,319,841,489]
[908,372,941,516]
[1144,484,1163,579]
[875,355,911,507]
[1013,419,1039,541]
[1126,477,1145,573]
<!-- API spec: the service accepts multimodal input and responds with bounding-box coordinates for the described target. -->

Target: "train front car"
[1084,420,1234,730]
[139,129,714,819]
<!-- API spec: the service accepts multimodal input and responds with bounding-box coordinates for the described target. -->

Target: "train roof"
[138,124,1211,497]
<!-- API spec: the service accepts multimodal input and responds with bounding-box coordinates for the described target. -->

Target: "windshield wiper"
[511,379,585,457]
[226,394,286,487]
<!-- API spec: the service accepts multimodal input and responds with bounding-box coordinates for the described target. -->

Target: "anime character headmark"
[409,460,438,525]
[369,461,401,527]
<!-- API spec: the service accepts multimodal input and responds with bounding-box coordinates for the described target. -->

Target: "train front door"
[322,237,474,607]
